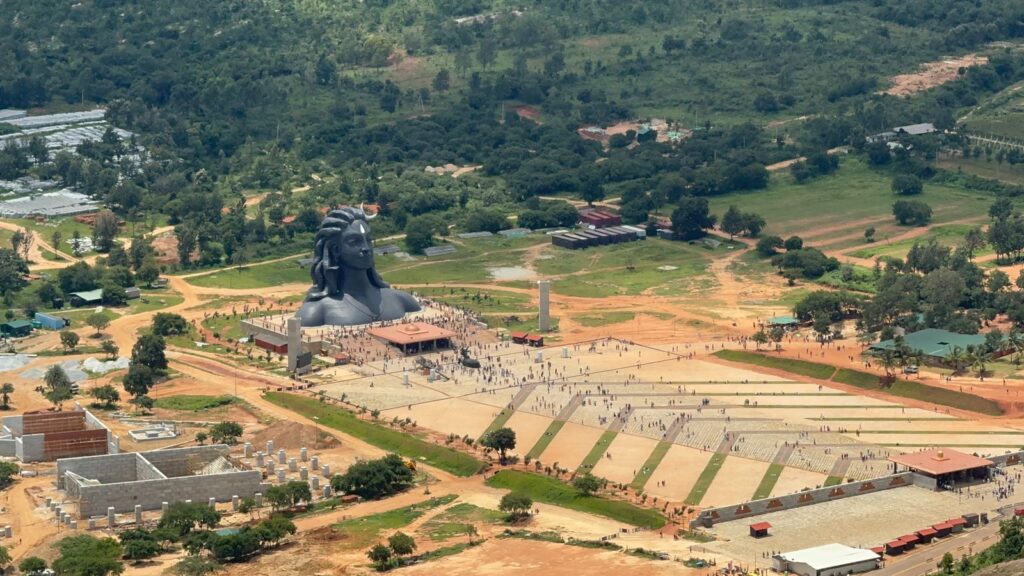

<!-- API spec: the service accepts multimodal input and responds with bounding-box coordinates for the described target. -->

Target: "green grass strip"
[630,441,673,491]
[485,470,665,529]
[481,407,516,437]
[832,369,1003,416]
[333,495,457,549]
[823,476,844,487]
[576,430,618,474]
[714,350,836,380]
[685,453,727,506]
[526,420,565,460]
[264,393,484,477]
[751,463,785,500]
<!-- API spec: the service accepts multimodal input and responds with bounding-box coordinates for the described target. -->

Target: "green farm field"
[706,159,995,240]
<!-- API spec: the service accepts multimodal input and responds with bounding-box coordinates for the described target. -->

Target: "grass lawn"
[128,293,185,314]
[846,224,984,260]
[186,257,309,289]
[751,464,785,500]
[824,476,844,487]
[630,441,672,491]
[526,420,565,460]
[576,430,618,474]
[713,350,837,380]
[706,159,995,239]
[420,503,505,541]
[264,393,484,476]
[153,395,234,411]
[685,453,727,506]
[485,470,665,529]
[937,156,1024,188]
[412,287,532,315]
[575,312,637,327]
[333,495,457,549]
[832,369,1002,416]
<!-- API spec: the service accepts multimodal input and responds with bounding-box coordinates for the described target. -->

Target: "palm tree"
[1008,329,1024,366]
[969,348,991,378]
[947,346,967,376]
[879,350,898,382]
[0,383,12,410]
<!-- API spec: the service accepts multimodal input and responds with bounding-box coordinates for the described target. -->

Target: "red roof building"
[368,323,456,354]
[749,522,771,538]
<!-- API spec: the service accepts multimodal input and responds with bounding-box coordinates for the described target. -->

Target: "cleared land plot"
[527,420,566,460]
[589,433,660,485]
[538,421,606,471]
[937,156,1024,188]
[769,466,829,497]
[700,456,770,508]
[382,397,496,440]
[502,410,557,459]
[577,430,619,474]
[264,393,483,477]
[630,441,673,490]
[644,444,714,502]
[706,159,995,239]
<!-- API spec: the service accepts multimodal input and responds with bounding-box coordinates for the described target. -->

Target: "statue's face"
[334,220,374,270]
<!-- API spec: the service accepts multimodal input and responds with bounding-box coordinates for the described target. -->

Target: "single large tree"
[131,334,167,371]
[720,205,745,239]
[92,210,120,253]
[43,365,74,409]
[0,383,13,410]
[52,535,123,576]
[0,248,28,302]
[499,492,533,522]
[86,312,110,337]
[670,197,716,241]
[480,427,517,464]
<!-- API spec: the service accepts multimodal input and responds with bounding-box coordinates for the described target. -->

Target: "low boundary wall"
[691,472,916,527]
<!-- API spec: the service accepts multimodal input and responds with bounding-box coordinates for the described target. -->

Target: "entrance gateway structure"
[889,448,994,490]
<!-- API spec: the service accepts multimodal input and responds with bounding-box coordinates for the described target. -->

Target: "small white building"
[773,543,880,576]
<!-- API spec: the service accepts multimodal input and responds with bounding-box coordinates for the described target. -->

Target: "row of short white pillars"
[311,456,319,470]
[276,470,285,482]
[300,447,308,461]
[244,442,253,457]
[266,440,274,454]
[278,449,286,464]
[322,465,330,478]
[300,467,308,481]
[311,476,320,491]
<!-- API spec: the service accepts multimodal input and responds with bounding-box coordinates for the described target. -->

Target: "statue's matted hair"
[306,206,388,301]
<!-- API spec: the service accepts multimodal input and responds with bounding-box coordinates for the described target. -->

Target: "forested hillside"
[2,0,1024,270]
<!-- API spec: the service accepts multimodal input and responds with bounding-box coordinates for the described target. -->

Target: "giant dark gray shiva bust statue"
[297,207,420,327]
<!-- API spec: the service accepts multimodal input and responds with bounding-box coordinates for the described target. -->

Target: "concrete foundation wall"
[143,445,229,477]
[2,416,23,436]
[0,439,14,457]
[692,472,916,527]
[57,453,143,488]
[77,470,263,517]
[18,434,45,463]
[135,455,165,481]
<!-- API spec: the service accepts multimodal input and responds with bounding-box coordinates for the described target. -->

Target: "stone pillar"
[311,476,320,491]
[4,526,10,538]
[562,347,570,359]
[54,507,62,520]
[311,456,319,471]
[289,458,298,472]
[403,372,410,386]
[107,507,116,528]
[266,440,274,455]
[134,505,142,525]
[278,449,287,464]
[287,316,301,372]
[300,467,308,481]
[256,452,265,467]
[276,470,285,482]
[322,464,331,478]
[538,280,551,332]
[88,518,96,530]
[300,447,308,462]
[45,497,51,508]
[70,520,77,530]
[323,486,332,498]
[244,442,253,457]
[254,493,263,507]
[185,499,192,505]
[60,513,69,525]
[162,502,169,514]
[232,495,239,511]
[266,460,275,474]
[208,497,216,508]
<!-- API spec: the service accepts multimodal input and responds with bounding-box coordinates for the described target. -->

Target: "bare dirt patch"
[883,54,988,96]
[253,420,339,451]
